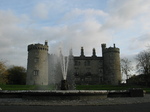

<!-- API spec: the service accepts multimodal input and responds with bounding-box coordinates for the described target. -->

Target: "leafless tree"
[136,50,150,75]
[121,58,133,80]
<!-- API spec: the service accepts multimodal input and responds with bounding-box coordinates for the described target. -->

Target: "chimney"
[92,48,96,56]
[45,40,48,46]
[81,47,84,56]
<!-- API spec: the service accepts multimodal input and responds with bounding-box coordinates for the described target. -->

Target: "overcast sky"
[0,0,150,68]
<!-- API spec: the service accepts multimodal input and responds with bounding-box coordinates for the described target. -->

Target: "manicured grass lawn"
[76,85,150,93]
[0,85,55,90]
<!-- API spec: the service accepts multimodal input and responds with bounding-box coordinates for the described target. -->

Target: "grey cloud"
[129,33,150,50]
[102,0,150,30]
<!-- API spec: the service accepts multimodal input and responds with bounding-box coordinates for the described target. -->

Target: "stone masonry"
[26,41,121,85]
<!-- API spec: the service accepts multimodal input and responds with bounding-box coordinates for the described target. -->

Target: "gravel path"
[0,94,150,106]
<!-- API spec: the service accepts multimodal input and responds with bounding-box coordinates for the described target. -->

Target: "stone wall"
[26,42,121,86]
[26,42,49,85]
[102,44,121,85]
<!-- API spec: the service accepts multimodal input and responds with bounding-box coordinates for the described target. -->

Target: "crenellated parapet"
[103,47,120,53]
[28,43,48,51]
[102,43,120,54]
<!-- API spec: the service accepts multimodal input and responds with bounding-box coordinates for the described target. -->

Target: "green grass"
[76,85,150,93]
[0,85,55,90]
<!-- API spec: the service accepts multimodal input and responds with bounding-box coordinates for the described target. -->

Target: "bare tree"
[136,50,150,75]
[121,58,133,80]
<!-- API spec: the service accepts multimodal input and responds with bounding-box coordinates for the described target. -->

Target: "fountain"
[49,48,75,90]
[59,49,69,90]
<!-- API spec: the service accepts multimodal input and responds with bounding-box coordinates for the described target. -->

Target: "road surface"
[0,103,150,112]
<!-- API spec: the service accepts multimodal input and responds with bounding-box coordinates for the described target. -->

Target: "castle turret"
[101,44,121,85]
[26,41,49,85]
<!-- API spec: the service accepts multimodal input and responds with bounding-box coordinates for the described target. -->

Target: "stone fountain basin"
[0,90,108,100]
[0,89,144,100]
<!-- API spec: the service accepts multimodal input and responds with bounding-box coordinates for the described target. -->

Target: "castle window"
[84,61,87,66]
[33,70,39,76]
[78,62,80,65]
[75,61,78,66]
[75,68,79,74]
[99,69,103,73]
[75,77,80,81]
[35,52,38,55]
[84,61,90,66]
[99,61,102,65]
[75,61,81,66]
[86,68,91,72]
[99,76,103,82]
[87,61,90,66]
[34,57,39,63]
[85,77,91,82]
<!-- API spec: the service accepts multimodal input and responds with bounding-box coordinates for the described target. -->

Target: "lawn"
[0,85,55,90]
[76,85,150,93]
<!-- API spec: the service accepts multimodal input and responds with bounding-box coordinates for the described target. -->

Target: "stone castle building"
[26,41,121,85]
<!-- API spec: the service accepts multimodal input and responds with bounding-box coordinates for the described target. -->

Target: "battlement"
[102,44,120,54]
[28,43,48,51]
[103,47,120,53]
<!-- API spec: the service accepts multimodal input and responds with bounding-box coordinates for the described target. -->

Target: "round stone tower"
[101,44,121,85]
[26,41,49,85]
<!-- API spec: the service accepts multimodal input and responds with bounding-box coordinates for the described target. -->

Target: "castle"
[26,41,121,86]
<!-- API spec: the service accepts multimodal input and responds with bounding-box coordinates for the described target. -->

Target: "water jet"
[49,48,74,90]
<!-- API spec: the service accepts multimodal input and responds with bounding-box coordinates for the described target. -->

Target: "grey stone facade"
[26,41,121,85]
[74,44,121,85]
[74,48,103,85]
[26,41,49,85]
